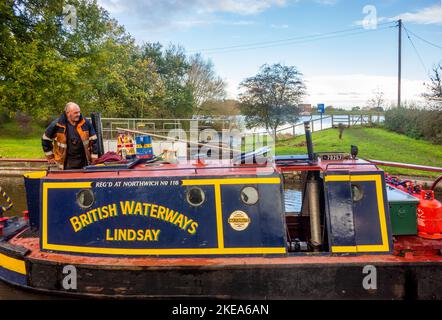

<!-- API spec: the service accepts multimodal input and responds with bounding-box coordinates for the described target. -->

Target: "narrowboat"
[0,122,441,299]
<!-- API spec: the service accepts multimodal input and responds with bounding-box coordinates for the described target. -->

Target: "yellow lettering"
[187,222,198,235]
[117,229,127,240]
[109,203,118,217]
[152,229,160,241]
[70,202,197,236]
[70,216,82,232]
[119,201,133,215]
[143,203,151,216]
[127,229,136,241]
[104,229,161,241]
[144,230,153,241]
[165,209,178,223]
[174,214,184,229]
[157,206,166,220]
[101,205,108,219]
[134,202,143,215]
[182,216,193,230]
[96,207,103,220]
[88,209,98,222]
[79,213,90,227]
[106,229,113,240]
[150,204,158,218]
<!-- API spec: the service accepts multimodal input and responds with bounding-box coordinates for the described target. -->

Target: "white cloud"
[225,74,426,107]
[203,0,287,15]
[97,0,342,31]
[98,0,288,16]
[97,0,126,13]
[390,5,442,25]
[303,74,426,107]
[97,0,283,30]
[354,5,442,28]
[353,17,387,27]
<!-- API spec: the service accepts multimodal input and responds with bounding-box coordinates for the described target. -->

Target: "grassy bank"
[0,122,45,159]
[276,127,442,178]
[0,137,43,159]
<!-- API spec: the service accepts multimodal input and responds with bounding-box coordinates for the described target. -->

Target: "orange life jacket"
[42,113,98,169]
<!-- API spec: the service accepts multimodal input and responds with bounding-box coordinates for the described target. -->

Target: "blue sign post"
[317,104,325,130]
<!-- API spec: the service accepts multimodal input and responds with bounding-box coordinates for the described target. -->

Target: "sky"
[96,0,442,109]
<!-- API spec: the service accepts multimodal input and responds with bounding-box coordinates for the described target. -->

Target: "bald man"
[42,102,98,170]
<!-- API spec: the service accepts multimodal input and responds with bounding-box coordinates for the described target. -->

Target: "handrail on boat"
[368,159,442,173]
[368,159,442,191]
[431,175,442,191]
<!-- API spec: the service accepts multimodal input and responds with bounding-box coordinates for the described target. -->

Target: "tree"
[187,53,227,113]
[125,54,165,118]
[423,63,442,110]
[142,43,194,118]
[0,0,138,119]
[239,63,306,141]
[367,87,385,111]
[0,38,83,119]
[0,0,225,121]
[199,99,240,116]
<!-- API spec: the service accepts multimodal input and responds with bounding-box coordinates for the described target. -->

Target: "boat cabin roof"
[40,156,381,180]
[44,160,277,179]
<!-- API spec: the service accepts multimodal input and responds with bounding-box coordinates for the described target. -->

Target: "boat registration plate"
[320,153,349,161]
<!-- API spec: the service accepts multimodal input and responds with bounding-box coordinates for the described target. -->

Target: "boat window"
[351,184,364,202]
[186,187,205,207]
[76,189,95,209]
[241,186,259,205]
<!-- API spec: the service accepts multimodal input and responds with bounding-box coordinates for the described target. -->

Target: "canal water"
[243,114,385,135]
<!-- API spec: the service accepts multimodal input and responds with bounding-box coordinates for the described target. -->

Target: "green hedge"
[384,106,442,144]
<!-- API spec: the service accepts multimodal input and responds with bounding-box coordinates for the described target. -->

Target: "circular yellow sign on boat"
[228,210,251,231]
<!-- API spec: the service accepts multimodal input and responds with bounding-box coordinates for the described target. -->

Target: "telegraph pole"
[398,19,402,107]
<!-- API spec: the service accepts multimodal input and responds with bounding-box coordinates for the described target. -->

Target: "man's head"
[65,102,81,123]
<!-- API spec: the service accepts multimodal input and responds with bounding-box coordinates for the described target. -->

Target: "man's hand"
[47,158,57,164]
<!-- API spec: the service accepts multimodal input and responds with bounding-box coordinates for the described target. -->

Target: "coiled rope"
[0,186,13,213]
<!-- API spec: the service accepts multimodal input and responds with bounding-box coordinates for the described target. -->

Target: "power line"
[188,21,396,54]
[191,22,395,53]
[403,26,442,50]
[403,25,429,77]
[190,24,395,54]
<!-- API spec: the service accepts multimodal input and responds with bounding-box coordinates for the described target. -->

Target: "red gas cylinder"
[417,190,442,239]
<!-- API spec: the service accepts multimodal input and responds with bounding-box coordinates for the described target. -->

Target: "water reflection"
[0,176,27,216]
[284,188,302,213]
[0,282,60,300]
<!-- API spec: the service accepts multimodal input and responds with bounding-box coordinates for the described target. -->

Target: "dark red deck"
[44,160,276,179]
[10,232,442,267]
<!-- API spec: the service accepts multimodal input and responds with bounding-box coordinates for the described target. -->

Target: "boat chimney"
[307,172,322,251]
[304,121,315,162]
[90,112,105,157]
